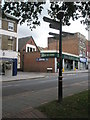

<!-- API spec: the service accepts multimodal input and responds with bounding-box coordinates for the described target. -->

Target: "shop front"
[62,53,79,71]
[0,58,17,76]
[0,50,17,76]
[79,57,87,70]
[40,50,79,72]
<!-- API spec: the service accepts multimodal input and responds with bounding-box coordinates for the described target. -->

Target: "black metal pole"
[58,15,63,102]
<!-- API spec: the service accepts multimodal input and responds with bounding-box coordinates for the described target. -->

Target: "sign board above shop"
[40,52,79,61]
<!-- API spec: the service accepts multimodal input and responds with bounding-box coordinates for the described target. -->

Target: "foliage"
[48,2,90,26]
[2,2,90,30]
[2,2,45,30]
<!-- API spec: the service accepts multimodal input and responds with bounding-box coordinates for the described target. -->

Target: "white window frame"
[8,22,14,31]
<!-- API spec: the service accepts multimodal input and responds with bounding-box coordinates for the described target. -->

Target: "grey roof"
[18,36,32,52]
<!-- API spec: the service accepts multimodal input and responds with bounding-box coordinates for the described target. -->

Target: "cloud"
[18,1,88,48]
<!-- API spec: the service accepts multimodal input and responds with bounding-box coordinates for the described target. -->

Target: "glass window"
[8,45,13,50]
[8,22,14,31]
[30,48,32,52]
[8,39,13,50]
[83,51,85,57]
[27,47,29,52]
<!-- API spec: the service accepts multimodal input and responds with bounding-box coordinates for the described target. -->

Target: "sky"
[18,1,88,48]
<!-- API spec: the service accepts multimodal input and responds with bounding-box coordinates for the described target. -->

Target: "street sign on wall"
[36,58,48,62]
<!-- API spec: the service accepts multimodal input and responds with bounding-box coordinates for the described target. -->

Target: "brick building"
[23,51,55,72]
[18,36,40,71]
[48,32,86,57]
[48,32,87,70]
[0,5,18,76]
[20,32,87,72]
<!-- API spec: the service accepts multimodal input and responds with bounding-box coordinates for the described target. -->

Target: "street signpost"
[43,12,64,102]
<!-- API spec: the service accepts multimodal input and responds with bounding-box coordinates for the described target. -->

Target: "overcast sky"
[18,1,88,48]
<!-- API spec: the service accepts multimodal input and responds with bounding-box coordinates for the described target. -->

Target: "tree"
[2,2,45,30]
[2,1,90,30]
[48,2,90,26]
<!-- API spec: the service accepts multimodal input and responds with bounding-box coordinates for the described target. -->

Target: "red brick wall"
[86,40,90,58]
[48,38,59,50]
[48,35,79,55]
[62,35,79,55]
[23,51,55,72]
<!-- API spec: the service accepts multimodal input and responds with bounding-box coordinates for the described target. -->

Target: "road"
[2,72,88,117]
[2,72,88,97]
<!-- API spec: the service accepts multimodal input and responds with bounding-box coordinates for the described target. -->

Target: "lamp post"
[57,11,64,102]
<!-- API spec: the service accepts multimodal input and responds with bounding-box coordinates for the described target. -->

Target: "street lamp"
[57,10,64,102]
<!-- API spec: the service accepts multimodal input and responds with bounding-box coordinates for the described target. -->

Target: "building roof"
[18,36,32,52]
[18,36,40,52]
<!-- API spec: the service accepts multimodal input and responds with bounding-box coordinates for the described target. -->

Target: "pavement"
[2,69,88,119]
[1,69,88,82]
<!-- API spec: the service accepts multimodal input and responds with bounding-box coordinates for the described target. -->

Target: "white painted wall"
[0,50,18,59]
[0,29,17,38]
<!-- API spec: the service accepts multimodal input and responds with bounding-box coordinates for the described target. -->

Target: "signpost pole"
[43,12,64,102]
[57,11,64,102]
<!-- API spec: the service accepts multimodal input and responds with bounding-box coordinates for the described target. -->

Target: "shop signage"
[36,58,48,62]
[0,58,13,61]
[41,53,79,61]
[41,53,58,58]
[80,57,87,63]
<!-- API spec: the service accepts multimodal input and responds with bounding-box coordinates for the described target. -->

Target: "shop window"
[30,48,32,52]
[83,42,85,48]
[83,51,85,57]
[6,63,11,70]
[8,39,13,50]
[8,22,14,31]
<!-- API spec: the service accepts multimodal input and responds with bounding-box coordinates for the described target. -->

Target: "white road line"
[3,84,21,88]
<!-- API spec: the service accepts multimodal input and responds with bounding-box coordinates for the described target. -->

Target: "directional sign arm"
[49,32,59,39]
[49,23,60,30]
[43,16,60,24]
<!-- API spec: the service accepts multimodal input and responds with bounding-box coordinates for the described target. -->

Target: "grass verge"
[37,90,89,118]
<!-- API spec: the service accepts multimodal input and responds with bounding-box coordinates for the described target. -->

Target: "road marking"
[3,84,21,88]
